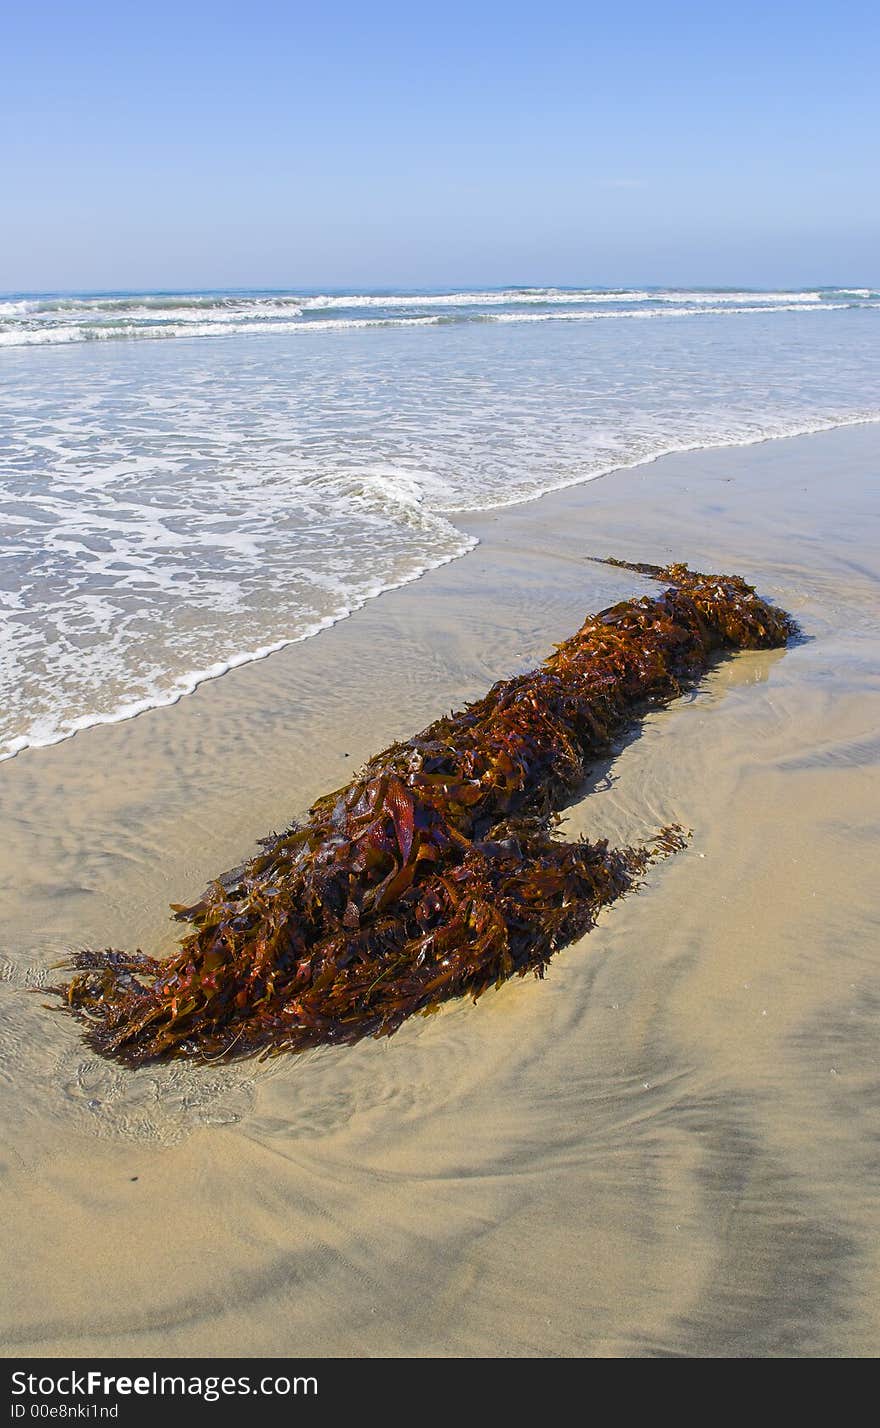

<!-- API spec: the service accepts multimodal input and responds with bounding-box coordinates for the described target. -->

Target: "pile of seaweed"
[54,560,795,1064]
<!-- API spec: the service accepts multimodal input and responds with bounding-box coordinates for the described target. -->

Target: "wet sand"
[1,422,878,1357]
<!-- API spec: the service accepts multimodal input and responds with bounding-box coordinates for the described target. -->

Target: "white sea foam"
[299,288,827,309]
[0,314,442,346]
[0,325,88,346]
[490,302,851,323]
[0,532,477,763]
[301,289,650,308]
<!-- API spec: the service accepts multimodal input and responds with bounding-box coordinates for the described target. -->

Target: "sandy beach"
[1,420,878,1357]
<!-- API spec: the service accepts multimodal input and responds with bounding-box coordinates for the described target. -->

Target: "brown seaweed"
[52,560,795,1064]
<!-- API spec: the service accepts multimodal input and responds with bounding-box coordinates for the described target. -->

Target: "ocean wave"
[56,301,307,323]
[490,302,853,323]
[0,315,442,347]
[300,289,652,308]
[1,292,308,315]
[1,286,875,348]
[1,286,866,318]
[652,290,824,304]
[298,287,831,309]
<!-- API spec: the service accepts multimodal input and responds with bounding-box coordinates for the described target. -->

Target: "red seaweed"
[52,560,795,1064]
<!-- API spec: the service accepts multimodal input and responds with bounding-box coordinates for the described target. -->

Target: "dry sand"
[1,422,878,1357]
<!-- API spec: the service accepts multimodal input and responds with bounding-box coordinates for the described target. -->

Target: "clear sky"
[3,0,878,291]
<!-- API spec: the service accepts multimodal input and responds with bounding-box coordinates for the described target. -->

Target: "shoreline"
[1,419,878,1356]
[4,412,879,767]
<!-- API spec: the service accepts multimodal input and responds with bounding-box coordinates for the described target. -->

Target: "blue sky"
[3,0,878,290]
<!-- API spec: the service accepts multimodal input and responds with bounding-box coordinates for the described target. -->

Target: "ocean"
[1,285,878,761]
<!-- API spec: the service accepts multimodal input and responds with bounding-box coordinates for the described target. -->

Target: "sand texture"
[1,424,878,1357]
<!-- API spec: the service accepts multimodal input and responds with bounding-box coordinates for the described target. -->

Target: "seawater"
[1,287,878,760]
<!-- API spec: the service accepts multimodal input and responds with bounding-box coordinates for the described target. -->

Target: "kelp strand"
[53,560,795,1064]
